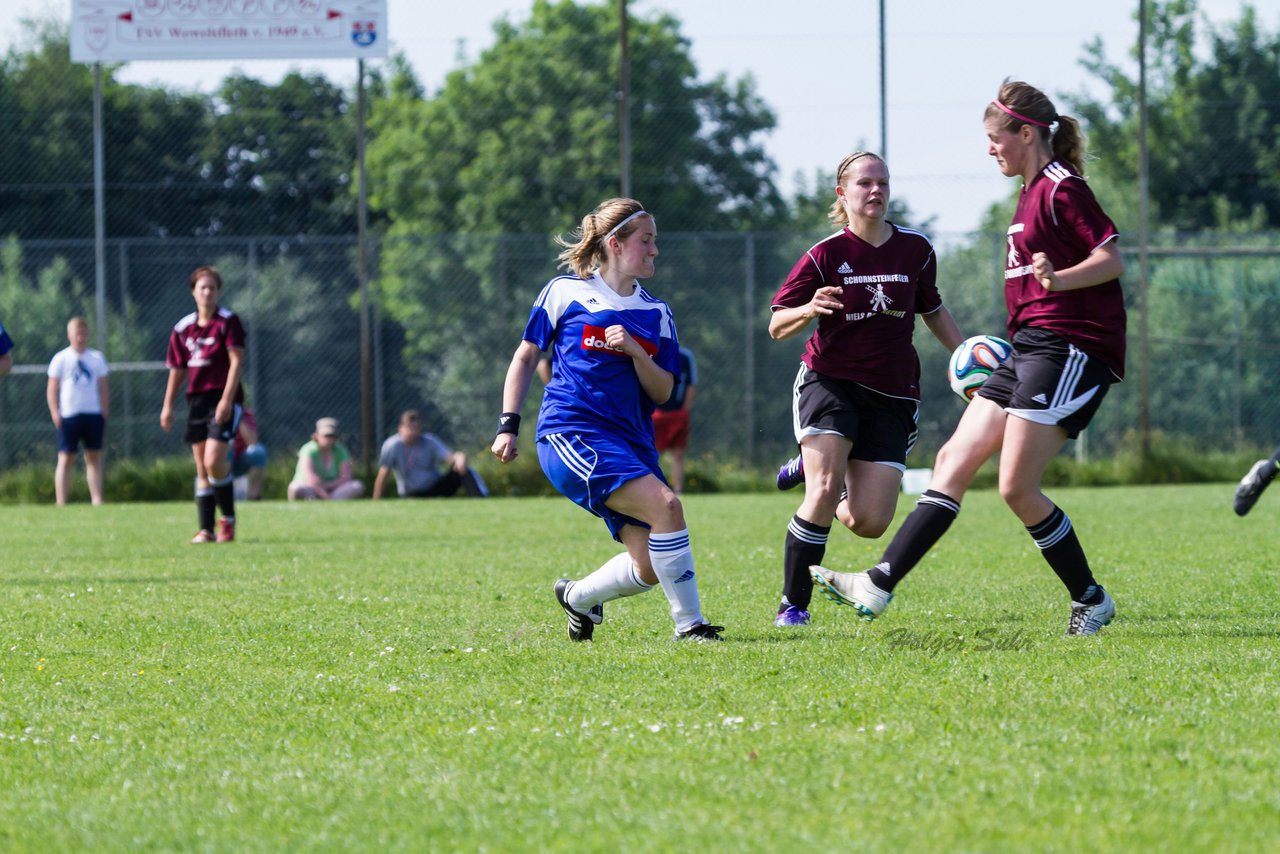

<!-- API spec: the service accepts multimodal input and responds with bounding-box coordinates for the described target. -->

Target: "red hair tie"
[992,100,1051,129]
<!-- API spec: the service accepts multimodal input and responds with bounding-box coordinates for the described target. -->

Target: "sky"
[6,0,1269,239]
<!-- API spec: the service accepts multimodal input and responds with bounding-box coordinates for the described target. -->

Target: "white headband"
[603,209,650,242]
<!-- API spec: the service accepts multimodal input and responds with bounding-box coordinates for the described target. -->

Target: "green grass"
[2,486,1278,851]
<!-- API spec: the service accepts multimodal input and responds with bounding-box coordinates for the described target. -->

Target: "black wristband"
[497,412,521,436]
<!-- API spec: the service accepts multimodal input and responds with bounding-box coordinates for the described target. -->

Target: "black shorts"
[183,391,242,445]
[977,327,1115,439]
[58,413,106,453]
[790,364,919,470]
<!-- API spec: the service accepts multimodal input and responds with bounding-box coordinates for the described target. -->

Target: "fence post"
[744,233,756,465]
[1232,255,1243,446]
[247,240,261,407]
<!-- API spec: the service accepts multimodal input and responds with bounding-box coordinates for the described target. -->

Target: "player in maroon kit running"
[769,151,964,628]
[160,266,247,544]
[811,80,1126,636]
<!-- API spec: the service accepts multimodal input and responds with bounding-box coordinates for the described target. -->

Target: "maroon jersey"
[1006,161,1126,378]
[772,223,944,399]
[166,308,246,402]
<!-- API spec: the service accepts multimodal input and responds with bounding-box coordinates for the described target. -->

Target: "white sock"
[649,529,704,632]
[568,552,652,613]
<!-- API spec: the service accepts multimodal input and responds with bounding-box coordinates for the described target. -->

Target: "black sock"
[197,490,216,533]
[213,479,236,523]
[1027,505,1096,601]
[782,515,829,610]
[868,489,960,592]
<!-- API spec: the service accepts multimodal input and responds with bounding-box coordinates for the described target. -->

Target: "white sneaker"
[809,566,892,620]
[1067,586,1115,636]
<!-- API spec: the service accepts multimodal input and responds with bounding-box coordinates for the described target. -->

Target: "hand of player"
[492,433,518,463]
[1031,252,1058,291]
[160,406,174,432]
[605,324,643,358]
[807,286,844,318]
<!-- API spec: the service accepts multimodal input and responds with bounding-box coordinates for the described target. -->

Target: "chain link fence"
[2,232,1278,481]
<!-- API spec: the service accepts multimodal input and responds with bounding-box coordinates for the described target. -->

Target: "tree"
[363,1,785,440]
[1072,0,1280,231]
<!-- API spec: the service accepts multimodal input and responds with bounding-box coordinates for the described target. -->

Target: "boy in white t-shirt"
[46,316,111,505]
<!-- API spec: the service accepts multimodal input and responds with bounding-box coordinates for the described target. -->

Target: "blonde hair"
[985,79,1087,176]
[829,151,886,227]
[555,198,652,278]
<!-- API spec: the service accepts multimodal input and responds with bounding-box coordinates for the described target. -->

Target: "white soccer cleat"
[809,565,892,620]
[1067,586,1115,636]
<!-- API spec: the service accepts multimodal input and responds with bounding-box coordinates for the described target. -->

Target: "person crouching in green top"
[288,417,366,500]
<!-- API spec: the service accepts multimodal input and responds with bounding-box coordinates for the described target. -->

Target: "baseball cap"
[316,417,339,436]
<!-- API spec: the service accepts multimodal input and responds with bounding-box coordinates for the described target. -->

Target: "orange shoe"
[217,518,236,543]
[191,529,215,544]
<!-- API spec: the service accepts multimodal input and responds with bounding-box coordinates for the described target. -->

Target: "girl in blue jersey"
[492,198,723,642]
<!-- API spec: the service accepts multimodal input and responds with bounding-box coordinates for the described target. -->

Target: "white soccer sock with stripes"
[568,551,652,613]
[649,529,704,632]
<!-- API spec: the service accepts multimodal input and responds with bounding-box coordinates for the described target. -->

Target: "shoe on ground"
[190,529,216,544]
[1234,458,1276,517]
[217,518,236,543]
[776,454,805,491]
[773,605,811,627]
[674,622,725,642]
[810,565,892,619]
[554,579,595,642]
[1067,586,1115,636]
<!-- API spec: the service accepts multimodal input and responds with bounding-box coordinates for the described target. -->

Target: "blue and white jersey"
[524,271,680,447]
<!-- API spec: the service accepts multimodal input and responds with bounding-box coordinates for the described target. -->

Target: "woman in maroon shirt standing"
[812,80,1126,636]
[160,265,247,544]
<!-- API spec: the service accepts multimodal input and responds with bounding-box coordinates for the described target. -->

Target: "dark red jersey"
[1005,161,1126,378]
[771,223,944,399]
[166,308,246,402]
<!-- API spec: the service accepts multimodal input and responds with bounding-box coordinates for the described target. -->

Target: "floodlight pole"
[357,58,374,472]
[619,0,632,197]
[1138,0,1151,458]
[879,0,887,160]
[93,64,107,352]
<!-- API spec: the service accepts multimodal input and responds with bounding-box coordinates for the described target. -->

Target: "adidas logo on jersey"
[1032,393,1048,404]
[837,262,853,274]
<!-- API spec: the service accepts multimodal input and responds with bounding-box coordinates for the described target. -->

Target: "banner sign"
[70,0,388,62]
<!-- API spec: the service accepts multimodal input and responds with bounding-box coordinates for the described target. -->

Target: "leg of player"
[1234,443,1280,517]
[838,459,902,538]
[811,398,1006,618]
[606,474,723,641]
[204,438,236,543]
[84,449,105,505]
[54,451,75,506]
[999,415,1113,636]
[775,435,848,627]
[191,441,217,543]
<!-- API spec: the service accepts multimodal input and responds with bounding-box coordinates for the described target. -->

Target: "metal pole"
[357,59,374,472]
[93,64,107,352]
[1138,0,1151,457]
[879,0,887,160]
[619,0,632,197]
[744,234,756,464]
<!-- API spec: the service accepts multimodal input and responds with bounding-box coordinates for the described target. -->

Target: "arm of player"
[492,340,541,463]
[160,368,185,432]
[216,347,246,426]
[605,324,674,404]
[768,286,844,341]
[1032,242,1125,292]
[921,306,965,354]
[47,376,62,428]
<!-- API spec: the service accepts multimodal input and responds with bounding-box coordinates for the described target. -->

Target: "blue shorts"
[537,430,666,541]
[230,443,269,477]
[58,413,105,453]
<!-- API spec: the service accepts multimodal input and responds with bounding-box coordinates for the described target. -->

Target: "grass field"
[2,485,1278,851]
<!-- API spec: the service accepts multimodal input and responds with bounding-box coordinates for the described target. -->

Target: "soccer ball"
[948,335,1012,401]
